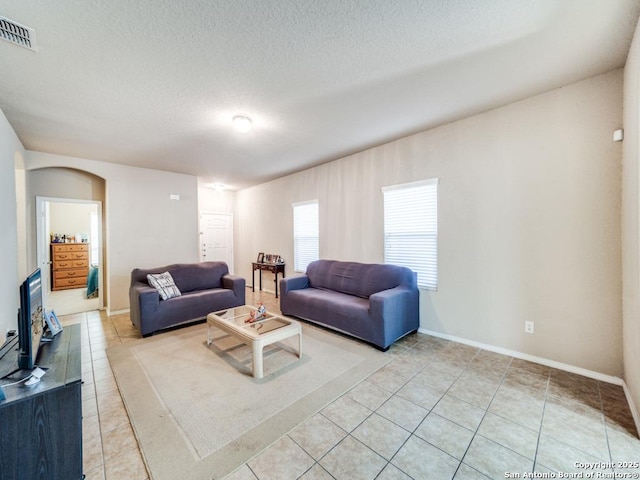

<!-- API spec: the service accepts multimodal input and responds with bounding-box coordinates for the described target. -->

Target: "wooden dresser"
[51,243,89,291]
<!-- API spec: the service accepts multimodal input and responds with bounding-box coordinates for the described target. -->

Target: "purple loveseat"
[279,260,419,350]
[129,262,245,337]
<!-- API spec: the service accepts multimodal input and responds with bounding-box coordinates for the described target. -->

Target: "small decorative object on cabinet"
[45,309,63,336]
[51,243,89,290]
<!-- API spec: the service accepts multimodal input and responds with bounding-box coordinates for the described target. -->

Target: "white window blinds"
[382,179,438,290]
[293,200,319,272]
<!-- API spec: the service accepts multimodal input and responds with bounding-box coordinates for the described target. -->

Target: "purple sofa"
[129,262,245,336]
[279,260,419,350]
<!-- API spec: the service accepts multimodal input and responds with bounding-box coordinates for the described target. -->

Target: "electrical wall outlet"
[525,321,534,334]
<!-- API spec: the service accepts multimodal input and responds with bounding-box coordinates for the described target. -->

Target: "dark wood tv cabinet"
[0,324,82,479]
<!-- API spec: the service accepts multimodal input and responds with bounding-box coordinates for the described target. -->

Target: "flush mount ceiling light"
[232,115,252,133]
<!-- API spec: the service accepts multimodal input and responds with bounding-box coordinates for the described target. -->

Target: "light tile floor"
[61,290,640,480]
[48,286,99,315]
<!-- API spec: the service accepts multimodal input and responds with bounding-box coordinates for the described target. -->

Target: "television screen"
[18,268,44,370]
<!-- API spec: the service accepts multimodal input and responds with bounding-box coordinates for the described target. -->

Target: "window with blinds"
[293,200,319,272]
[382,179,438,290]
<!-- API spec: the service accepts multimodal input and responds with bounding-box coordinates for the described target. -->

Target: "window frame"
[382,178,439,290]
[292,199,319,273]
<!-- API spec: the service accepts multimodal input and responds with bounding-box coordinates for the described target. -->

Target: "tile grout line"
[318,343,417,478]
[530,367,551,474]
[447,352,513,479]
[81,312,108,480]
[90,313,109,480]
[370,341,452,479]
[289,339,427,479]
[599,380,616,471]
[372,342,479,479]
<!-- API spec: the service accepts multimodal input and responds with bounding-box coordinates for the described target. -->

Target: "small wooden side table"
[252,262,286,298]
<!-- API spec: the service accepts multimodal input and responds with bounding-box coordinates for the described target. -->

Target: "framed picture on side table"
[45,310,63,336]
[257,252,264,263]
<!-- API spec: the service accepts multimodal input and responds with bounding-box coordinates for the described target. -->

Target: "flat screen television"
[18,268,44,370]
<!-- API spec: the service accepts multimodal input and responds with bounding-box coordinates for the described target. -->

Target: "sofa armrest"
[279,275,310,315]
[129,282,160,331]
[222,274,246,303]
[280,275,309,295]
[369,286,420,348]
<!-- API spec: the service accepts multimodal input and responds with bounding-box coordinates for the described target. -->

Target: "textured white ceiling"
[1,1,639,189]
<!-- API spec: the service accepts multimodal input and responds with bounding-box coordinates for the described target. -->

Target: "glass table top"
[210,305,291,335]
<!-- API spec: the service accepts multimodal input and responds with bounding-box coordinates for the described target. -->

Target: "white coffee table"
[207,305,302,379]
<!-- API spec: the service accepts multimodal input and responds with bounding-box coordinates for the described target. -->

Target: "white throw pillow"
[147,272,181,300]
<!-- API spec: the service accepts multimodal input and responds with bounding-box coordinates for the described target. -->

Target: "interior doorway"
[36,197,104,315]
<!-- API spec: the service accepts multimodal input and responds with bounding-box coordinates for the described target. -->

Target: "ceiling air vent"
[0,16,37,51]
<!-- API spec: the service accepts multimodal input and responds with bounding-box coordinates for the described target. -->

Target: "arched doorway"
[27,167,106,315]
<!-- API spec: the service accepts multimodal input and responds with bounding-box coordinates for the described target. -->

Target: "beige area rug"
[107,322,389,480]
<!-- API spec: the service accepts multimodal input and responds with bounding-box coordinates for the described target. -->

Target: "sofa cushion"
[286,288,370,322]
[169,262,228,293]
[147,272,182,300]
[158,288,239,321]
[306,260,408,298]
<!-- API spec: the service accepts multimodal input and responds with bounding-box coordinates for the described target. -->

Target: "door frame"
[36,196,104,310]
[199,212,234,273]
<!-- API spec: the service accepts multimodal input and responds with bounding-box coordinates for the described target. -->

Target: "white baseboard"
[107,308,130,316]
[248,285,276,296]
[419,328,640,435]
[418,328,622,384]
[622,382,640,437]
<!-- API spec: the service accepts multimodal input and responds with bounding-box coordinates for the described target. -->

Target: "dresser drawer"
[53,268,88,280]
[53,259,88,270]
[53,276,88,289]
[51,243,88,253]
[54,252,88,262]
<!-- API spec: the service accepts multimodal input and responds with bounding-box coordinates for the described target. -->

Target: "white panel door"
[200,213,234,272]
[35,198,51,308]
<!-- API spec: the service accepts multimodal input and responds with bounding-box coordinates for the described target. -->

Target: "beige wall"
[15,152,27,281]
[25,153,200,312]
[623,18,640,424]
[27,167,105,261]
[237,70,624,377]
[49,202,95,239]
[0,109,24,341]
[198,179,236,216]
